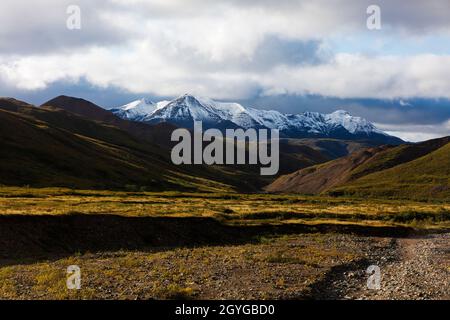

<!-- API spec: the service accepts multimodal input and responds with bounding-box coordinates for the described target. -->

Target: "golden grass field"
[0,187,449,229]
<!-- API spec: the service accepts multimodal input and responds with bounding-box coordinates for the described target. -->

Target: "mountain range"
[111,94,403,145]
[41,96,360,181]
[0,95,350,191]
[1,94,448,199]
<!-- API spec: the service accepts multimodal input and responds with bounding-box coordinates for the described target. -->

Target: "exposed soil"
[0,214,447,300]
[0,214,416,265]
[265,146,386,194]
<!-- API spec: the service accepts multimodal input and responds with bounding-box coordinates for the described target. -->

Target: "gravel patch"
[311,233,450,300]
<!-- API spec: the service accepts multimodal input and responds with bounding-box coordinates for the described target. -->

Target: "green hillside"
[267,136,450,200]
[348,137,450,181]
[0,98,231,192]
[331,141,450,199]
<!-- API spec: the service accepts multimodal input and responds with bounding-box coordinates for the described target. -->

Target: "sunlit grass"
[0,187,449,228]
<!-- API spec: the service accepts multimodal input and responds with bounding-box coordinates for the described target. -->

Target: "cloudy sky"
[1,0,450,141]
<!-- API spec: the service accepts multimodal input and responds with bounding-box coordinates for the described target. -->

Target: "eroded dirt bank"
[0,214,417,264]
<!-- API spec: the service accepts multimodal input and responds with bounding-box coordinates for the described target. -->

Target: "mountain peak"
[139,97,154,105]
[122,98,154,110]
[176,93,199,102]
[173,94,211,107]
[48,95,92,105]
[43,95,101,111]
[330,110,351,116]
[111,97,170,121]
[42,95,117,123]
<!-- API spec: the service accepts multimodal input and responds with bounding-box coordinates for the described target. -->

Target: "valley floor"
[0,188,448,300]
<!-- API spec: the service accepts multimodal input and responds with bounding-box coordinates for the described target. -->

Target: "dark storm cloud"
[166,36,329,73]
[248,36,328,69]
[0,78,143,108]
[240,94,450,126]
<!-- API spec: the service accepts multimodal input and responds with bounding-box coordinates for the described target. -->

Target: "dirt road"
[314,233,450,300]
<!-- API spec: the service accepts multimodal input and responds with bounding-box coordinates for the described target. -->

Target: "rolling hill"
[266,136,450,199]
[0,97,231,191]
[332,139,450,199]
[42,95,178,148]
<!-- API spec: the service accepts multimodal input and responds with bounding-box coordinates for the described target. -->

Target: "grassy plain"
[0,187,449,228]
[0,187,448,299]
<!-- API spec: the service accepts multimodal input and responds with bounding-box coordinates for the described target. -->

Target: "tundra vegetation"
[0,187,448,299]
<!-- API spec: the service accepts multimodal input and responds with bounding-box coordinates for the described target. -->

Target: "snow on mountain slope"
[245,108,290,130]
[111,94,401,142]
[149,95,224,124]
[110,98,169,122]
[325,110,387,135]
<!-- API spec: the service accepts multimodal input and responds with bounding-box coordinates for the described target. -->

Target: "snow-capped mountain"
[112,94,403,144]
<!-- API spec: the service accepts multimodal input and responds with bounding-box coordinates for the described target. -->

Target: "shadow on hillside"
[0,214,423,267]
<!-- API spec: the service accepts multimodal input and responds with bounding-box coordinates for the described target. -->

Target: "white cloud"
[258,54,450,99]
[2,0,450,100]
[376,120,450,142]
[2,0,450,56]
[4,49,450,101]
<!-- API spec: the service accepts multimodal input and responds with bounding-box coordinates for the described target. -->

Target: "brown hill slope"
[331,139,450,199]
[265,146,388,194]
[266,136,450,196]
[42,95,177,147]
[0,98,230,191]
